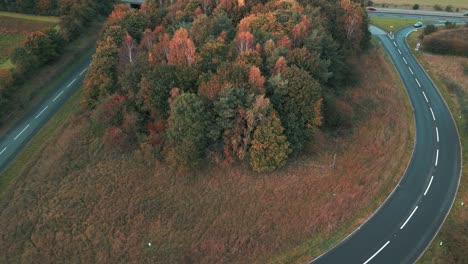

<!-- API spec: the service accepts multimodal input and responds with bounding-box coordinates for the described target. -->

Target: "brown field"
[0,49,413,263]
[0,16,55,34]
[422,53,468,90]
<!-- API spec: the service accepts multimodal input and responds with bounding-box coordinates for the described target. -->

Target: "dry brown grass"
[0,16,55,34]
[422,53,468,91]
[0,49,413,263]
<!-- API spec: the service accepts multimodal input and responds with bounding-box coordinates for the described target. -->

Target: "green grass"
[0,59,14,70]
[370,17,425,31]
[0,33,25,61]
[373,0,468,9]
[0,89,82,199]
[0,11,59,23]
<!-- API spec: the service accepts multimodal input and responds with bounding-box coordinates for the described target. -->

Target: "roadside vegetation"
[371,0,468,11]
[369,16,424,31]
[409,25,468,264]
[0,0,415,263]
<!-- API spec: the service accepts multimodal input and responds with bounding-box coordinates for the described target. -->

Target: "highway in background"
[311,25,461,264]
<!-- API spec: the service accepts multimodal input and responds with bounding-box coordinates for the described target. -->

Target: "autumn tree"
[248,66,265,94]
[250,106,290,172]
[340,0,364,50]
[166,93,210,170]
[83,37,119,108]
[167,28,198,66]
[270,66,322,152]
[235,30,255,52]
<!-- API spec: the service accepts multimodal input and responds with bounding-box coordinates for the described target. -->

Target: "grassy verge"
[0,11,59,23]
[370,17,424,31]
[271,40,415,263]
[0,89,82,198]
[372,1,468,10]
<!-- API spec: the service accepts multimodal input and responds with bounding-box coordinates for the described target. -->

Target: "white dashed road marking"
[409,67,414,75]
[35,105,48,119]
[0,147,6,156]
[422,91,428,102]
[436,127,439,142]
[79,67,88,76]
[403,57,407,64]
[14,124,30,141]
[400,206,419,230]
[363,241,391,264]
[398,49,402,54]
[424,176,434,196]
[415,78,421,87]
[393,41,397,47]
[66,79,76,88]
[430,107,436,121]
[53,91,64,102]
[435,149,439,166]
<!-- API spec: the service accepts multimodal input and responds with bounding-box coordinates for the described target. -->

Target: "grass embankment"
[372,0,468,10]
[0,47,414,263]
[0,90,82,198]
[370,16,423,31]
[405,29,468,264]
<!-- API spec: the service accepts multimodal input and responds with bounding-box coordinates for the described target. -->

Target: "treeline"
[83,0,370,173]
[0,0,116,120]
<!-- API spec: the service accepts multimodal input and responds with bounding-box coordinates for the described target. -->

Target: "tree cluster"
[83,0,370,173]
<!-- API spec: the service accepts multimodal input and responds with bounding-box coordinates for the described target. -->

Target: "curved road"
[312,26,461,263]
[0,56,91,172]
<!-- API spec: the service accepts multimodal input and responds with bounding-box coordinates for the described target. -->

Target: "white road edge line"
[53,90,64,102]
[14,124,30,141]
[79,67,88,76]
[0,147,6,156]
[363,241,391,264]
[424,176,434,196]
[398,49,402,54]
[393,41,397,47]
[415,78,421,87]
[430,107,436,121]
[436,127,439,142]
[435,149,439,167]
[35,105,48,119]
[400,206,419,230]
[403,57,407,64]
[66,78,77,88]
[409,67,414,75]
[422,91,428,102]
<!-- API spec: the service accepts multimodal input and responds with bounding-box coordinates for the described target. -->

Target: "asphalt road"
[0,56,91,172]
[368,9,468,23]
[311,26,461,263]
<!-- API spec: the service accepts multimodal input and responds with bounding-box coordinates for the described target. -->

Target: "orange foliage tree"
[168,28,198,66]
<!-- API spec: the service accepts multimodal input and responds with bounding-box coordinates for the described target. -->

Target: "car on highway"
[367,7,376,11]
[464,12,468,16]
[414,22,423,28]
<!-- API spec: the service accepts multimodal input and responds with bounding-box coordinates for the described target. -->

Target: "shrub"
[423,24,437,36]
[445,21,457,29]
[413,4,419,10]
[433,4,443,11]
[445,5,453,12]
